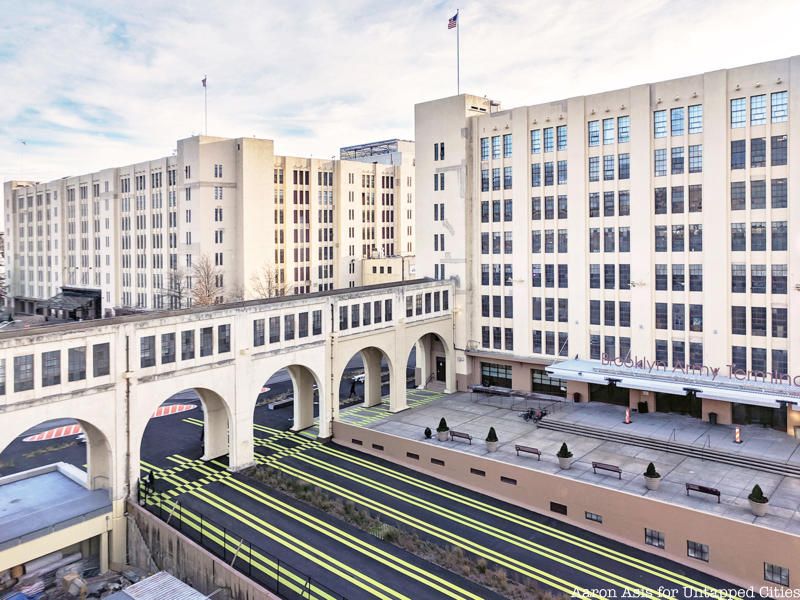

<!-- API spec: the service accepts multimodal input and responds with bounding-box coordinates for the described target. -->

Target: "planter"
[749,499,768,517]
[644,476,661,491]
[557,456,572,470]
[486,441,498,452]
[437,430,449,442]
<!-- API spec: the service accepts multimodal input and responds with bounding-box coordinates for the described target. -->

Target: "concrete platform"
[0,463,111,550]
[340,390,800,535]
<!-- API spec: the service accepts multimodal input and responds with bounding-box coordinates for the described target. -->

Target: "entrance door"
[435,357,446,382]
[588,383,629,406]
[655,392,702,418]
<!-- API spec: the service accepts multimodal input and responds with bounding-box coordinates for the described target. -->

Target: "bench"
[515,445,541,460]
[450,430,472,445]
[686,483,720,503]
[591,461,622,479]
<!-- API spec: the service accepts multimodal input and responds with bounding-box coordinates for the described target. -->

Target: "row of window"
[531,229,568,254]
[480,166,515,190]
[654,303,704,332]
[731,178,787,210]
[730,92,788,127]
[654,224,703,252]
[590,335,631,361]
[730,264,788,294]
[589,300,632,328]
[730,221,787,251]
[731,346,788,376]
[588,264,631,290]
[531,264,571,288]
[654,264,703,291]
[403,291,450,319]
[588,116,631,146]
[533,297,569,323]
[140,325,231,368]
[653,145,703,176]
[3,343,111,394]
[654,185,703,214]
[480,134,513,160]
[731,136,787,169]
[589,227,630,253]
[731,306,788,337]
[530,126,568,154]
[588,191,631,217]
[588,154,630,181]
[253,310,323,346]
[653,105,703,137]
[532,330,569,356]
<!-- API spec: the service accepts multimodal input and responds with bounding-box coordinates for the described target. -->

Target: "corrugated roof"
[110,572,206,600]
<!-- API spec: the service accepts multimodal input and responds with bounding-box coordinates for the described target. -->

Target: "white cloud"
[1,0,799,182]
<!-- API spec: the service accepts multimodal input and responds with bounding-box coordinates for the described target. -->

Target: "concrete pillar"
[196,389,229,462]
[100,530,109,573]
[361,347,384,407]
[444,345,456,394]
[389,361,407,413]
[289,365,315,432]
[415,338,431,389]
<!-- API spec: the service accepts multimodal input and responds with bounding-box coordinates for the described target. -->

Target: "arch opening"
[253,365,322,434]
[406,332,453,393]
[338,347,395,410]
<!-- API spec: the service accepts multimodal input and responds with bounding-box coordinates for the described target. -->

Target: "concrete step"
[425,380,446,392]
[537,417,800,478]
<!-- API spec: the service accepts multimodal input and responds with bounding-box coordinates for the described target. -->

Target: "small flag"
[202,76,207,88]
[448,12,458,29]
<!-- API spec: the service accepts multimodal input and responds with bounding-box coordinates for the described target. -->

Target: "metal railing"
[138,483,346,600]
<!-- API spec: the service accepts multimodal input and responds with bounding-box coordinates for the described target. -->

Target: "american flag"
[202,76,207,88]
[448,12,458,29]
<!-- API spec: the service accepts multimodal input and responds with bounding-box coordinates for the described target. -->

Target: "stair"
[424,381,446,392]
[537,418,800,478]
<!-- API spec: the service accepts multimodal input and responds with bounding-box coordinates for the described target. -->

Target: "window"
[218,324,231,352]
[654,149,666,177]
[655,303,668,329]
[604,300,615,326]
[751,307,767,336]
[543,127,554,152]
[672,264,684,290]
[603,227,615,252]
[730,182,746,210]
[589,264,600,288]
[67,347,86,382]
[672,225,684,252]
[491,135,500,159]
[687,541,709,562]
[732,306,747,335]
[688,104,703,133]
[492,168,500,190]
[671,186,684,213]
[590,300,600,325]
[618,154,630,179]
[140,336,156,368]
[751,137,766,167]
[655,264,667,290]
[619,302,631,328]
[588,157,599,181]
[557,160,567,184]
[772,264,787,294]
[603,155,614,180]
[672,303,685,330]
[177,330,194,361]
[731,140,746,169]
[690,304,703,332]
[42,350,61,386]
[530,129,541,153]
[285,314,297,339]
[764,562,790,587]
[653,110,667,138]
[544,162,553,186]
[688,145,702,173]
[771,91,788,123]
[645,528,665,549]
[590,335,600,360]
[689,225,702,251]
[751,222,767,251]
[773,308,788,338]
[504,166,513,189]
[731,223,746,251]
[200,327,213,356]
[773,350,788,376]
[654,187,667,214]
[771,135,787,166]
[481,169,489,191]
[772,221,787,251]
[587,121,599,146]
[671,107,684,136]
[731,264,746,293]
[503,133,512,157]
[655,340,668,364]
[772,178,787,208]
[618,228,630,252]
[588,193,600,217]
[617,116,630,143]
[654,226,667,252]
[671,147,684,174]
[750,94,766,125]
[480,137,489,160]
[160,333,175,364]
[557,125,567,150]
[730,98,746,128]
[604,264,615,289]
[253,319,265,346]
[689,264,703,291]
[751,180,766,209]
[93,343,110,376]
[618,191,630,215]
[14,355,34,392]
[752,347,767,372]
[603,118,614,145]
[589,228,600,252]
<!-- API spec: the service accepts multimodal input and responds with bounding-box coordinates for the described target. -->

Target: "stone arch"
[405,331,454,393]
[0,415,114,493]
[249,359,326,435]
[336,345,395,410]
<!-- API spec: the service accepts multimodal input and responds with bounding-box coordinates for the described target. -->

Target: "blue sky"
[2,0,800,182]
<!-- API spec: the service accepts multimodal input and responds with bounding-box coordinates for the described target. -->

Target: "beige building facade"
[3,136,414,315]
[416,56,800,434]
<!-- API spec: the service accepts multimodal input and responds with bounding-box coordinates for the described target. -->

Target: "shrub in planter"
[485,427,498,452]
[436,417,450,441]
[637,401,649,414]
[556,442,573,469]
[748,484,769,517]
[643,462,661,491]
[424,427,432,439]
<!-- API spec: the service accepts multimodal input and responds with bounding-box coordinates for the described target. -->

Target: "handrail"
[138,483,346,600]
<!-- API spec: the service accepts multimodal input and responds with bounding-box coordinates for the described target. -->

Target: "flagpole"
[203,74,208,135]
[456,9,460,95]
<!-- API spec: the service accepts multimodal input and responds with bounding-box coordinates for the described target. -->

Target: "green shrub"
[424,427,432,439]
[486,427,498,442]
[436,418,449,433]
[644,462,660,478]
[748,484,768,503]
[556,442,573,458]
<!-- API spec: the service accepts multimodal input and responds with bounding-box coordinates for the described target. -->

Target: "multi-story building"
[3,135,414,315]
[416,55,800,434]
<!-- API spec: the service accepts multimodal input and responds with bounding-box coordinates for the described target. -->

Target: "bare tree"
[226,284,245,303]
[191,254,222,306]
[249,263,287,299]
[160,266,190,309]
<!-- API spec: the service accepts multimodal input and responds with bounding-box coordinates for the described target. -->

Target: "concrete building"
[416,56,800,434]
[3,136,415,316]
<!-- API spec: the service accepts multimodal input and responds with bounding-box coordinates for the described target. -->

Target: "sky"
[2,0,800,183]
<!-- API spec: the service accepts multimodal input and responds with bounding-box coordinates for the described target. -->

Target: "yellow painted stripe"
[169,455,486,600]
[251,422,733,599]
[139,463,336,600]
[142,460,405,600]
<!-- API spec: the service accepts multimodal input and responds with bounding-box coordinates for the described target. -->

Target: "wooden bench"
[685,483,720,503]
[591,461,622,479]
[515,445,541,460]
[450,431,472,445]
